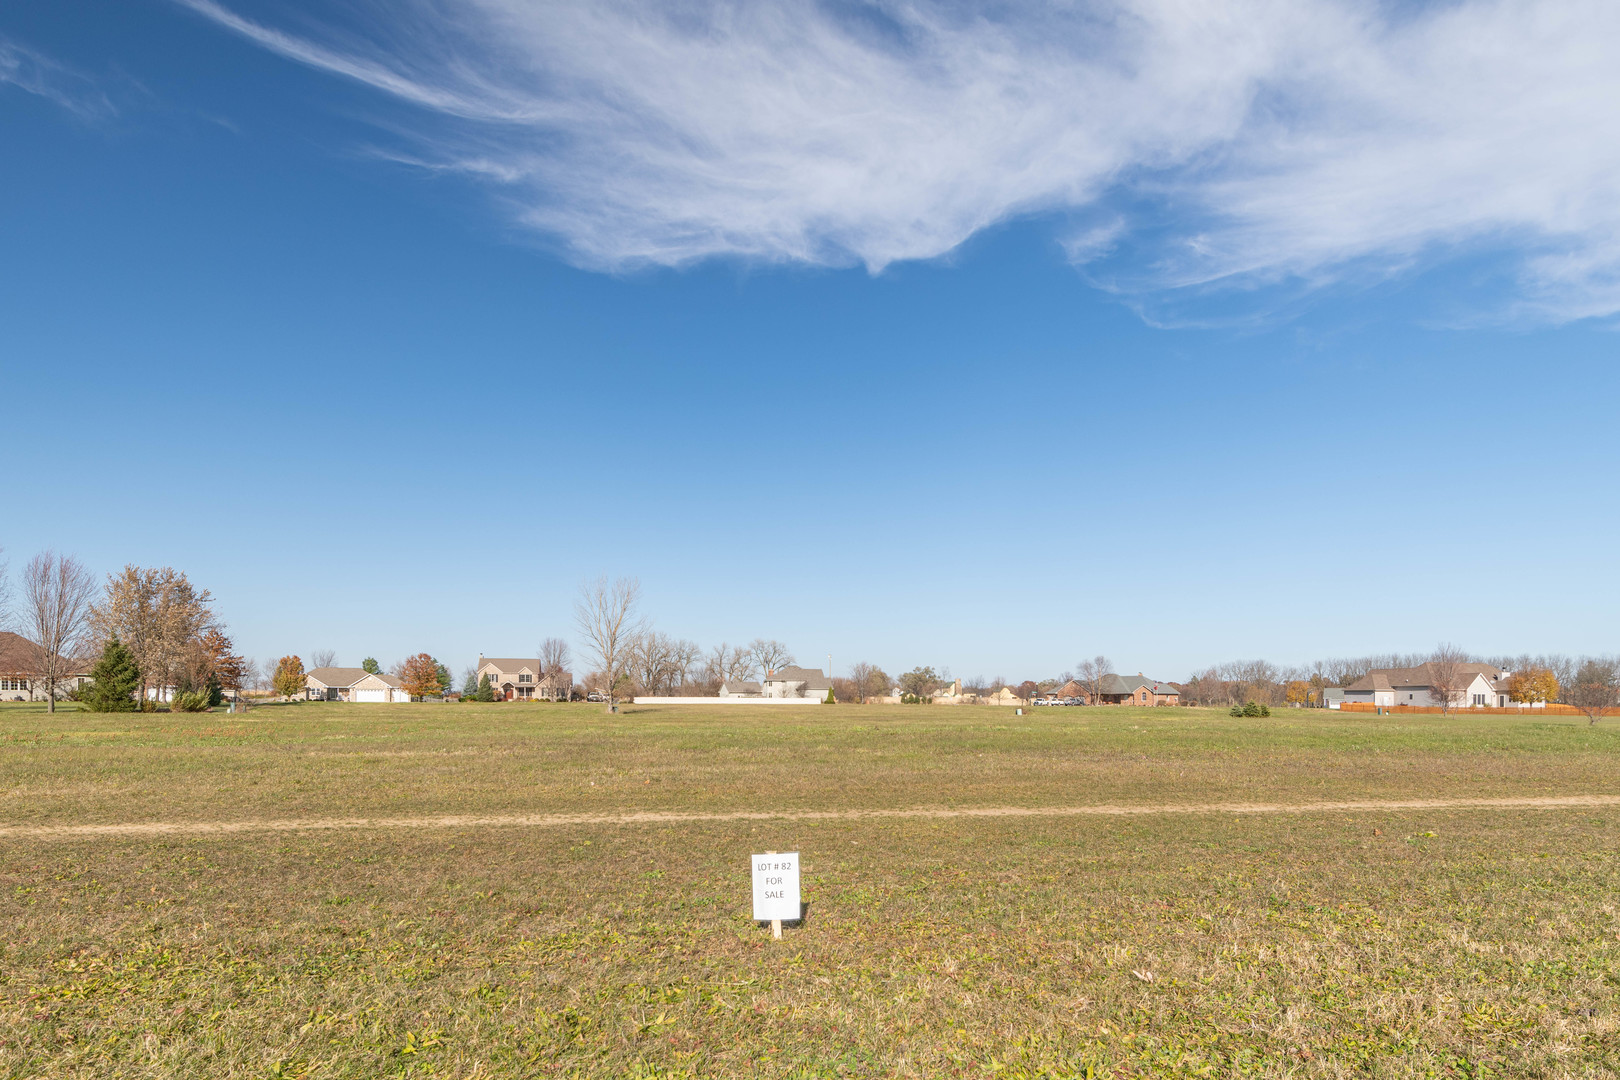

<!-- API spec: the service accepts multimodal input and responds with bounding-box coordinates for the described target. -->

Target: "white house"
[762,666,832,699]
[1336,663,1537,709]
[305,666,411,703]
[719,679,764,698]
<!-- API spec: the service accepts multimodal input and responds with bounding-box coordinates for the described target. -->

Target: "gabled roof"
[479,657,540,673]
[1343,663,1500,693]
[722,680,763,694]
[306,667,376,688]
[766,665,830,689]
[1099,673,1178,695]
[0,631,90,675]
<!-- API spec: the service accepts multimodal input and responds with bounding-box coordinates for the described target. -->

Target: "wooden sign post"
[752,850,800,939]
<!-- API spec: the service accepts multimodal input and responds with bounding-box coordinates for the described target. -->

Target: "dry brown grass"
[2,702,1618,1077]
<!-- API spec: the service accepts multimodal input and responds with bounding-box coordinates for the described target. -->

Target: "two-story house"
[476,656,572,701]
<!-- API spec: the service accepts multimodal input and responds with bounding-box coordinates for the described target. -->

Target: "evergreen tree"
[461,669,480,697]
[477,673,496,701]
[362,657,380,674]
[82,636,141,712]
[434,659,452,696]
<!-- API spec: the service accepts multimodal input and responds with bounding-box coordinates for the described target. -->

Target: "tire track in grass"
[4,794,1620,838]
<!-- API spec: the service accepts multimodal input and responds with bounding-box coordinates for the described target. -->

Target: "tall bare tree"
[669,638,701,689]
[1426,642,1468,713]
[574,576,645,711]
[1076,655,1112,706]
[848,661,877,703]
[629,630,679,695]
[309,649,337,670]
[21,552,97,713]
[705,642,753,684]
[747,638,795,679]
[539,636,571,676]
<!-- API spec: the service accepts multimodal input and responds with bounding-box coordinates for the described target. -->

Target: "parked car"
[586,691,605,702]
[1062,696,1079,706]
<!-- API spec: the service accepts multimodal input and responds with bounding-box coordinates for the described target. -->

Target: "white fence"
[631,696,825,706]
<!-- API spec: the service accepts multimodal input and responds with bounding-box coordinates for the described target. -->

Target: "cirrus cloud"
[176,0,1620,320]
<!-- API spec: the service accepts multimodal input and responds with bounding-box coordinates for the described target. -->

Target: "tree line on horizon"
[3,552,1616,717]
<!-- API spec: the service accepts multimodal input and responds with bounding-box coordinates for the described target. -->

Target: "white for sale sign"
[751,852,801,922]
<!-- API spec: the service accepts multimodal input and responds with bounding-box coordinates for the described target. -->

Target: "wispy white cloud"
[0,35,116,119]
[175,0,1620,320]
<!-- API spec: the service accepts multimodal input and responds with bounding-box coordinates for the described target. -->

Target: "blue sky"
[3,0,1618,682]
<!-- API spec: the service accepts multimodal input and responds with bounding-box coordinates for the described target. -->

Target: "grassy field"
[2,701,1618,1078]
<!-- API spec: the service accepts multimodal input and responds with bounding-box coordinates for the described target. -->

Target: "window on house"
[520,674,532,683]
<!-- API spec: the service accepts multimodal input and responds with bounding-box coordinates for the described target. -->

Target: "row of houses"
[304,656,575,703]
[964,674,1181,707]
[0,630,1559,712]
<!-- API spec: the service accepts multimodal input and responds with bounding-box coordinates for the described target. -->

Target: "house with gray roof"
[763,665,832,699]
[1337,663,1526,710]
[305,667,411,703]
[719,679,764,698]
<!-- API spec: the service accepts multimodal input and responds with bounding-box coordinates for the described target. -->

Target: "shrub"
[170,690,211,713]
[1228,705,1243,717]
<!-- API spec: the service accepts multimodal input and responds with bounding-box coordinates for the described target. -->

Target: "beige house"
[0,631,92,702]
[987,686,1027,706]
[476,656,572,701]
[305,667,411,703]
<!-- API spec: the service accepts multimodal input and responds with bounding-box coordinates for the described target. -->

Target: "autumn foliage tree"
[398,653,441,700]
[1508,667,1559,706]
[272,655,306,699]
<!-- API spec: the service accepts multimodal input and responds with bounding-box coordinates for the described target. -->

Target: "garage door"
[354,688,389,703]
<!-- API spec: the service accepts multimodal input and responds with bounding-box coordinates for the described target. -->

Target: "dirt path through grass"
[7,792,1620,838]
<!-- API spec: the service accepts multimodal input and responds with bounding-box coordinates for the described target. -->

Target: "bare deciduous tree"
[629,630,678,695]
[1570,658,1619,724]
[575,576,645,711]
[309,649,337,670]
[1427,642,1468,713]
[704,642,753,686]
[22,551,97,713]
[539,637,571,677]
[747,638,794,679]
[848,661,878,703]
[669,638,701,689]
[1076,655,1112,707]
